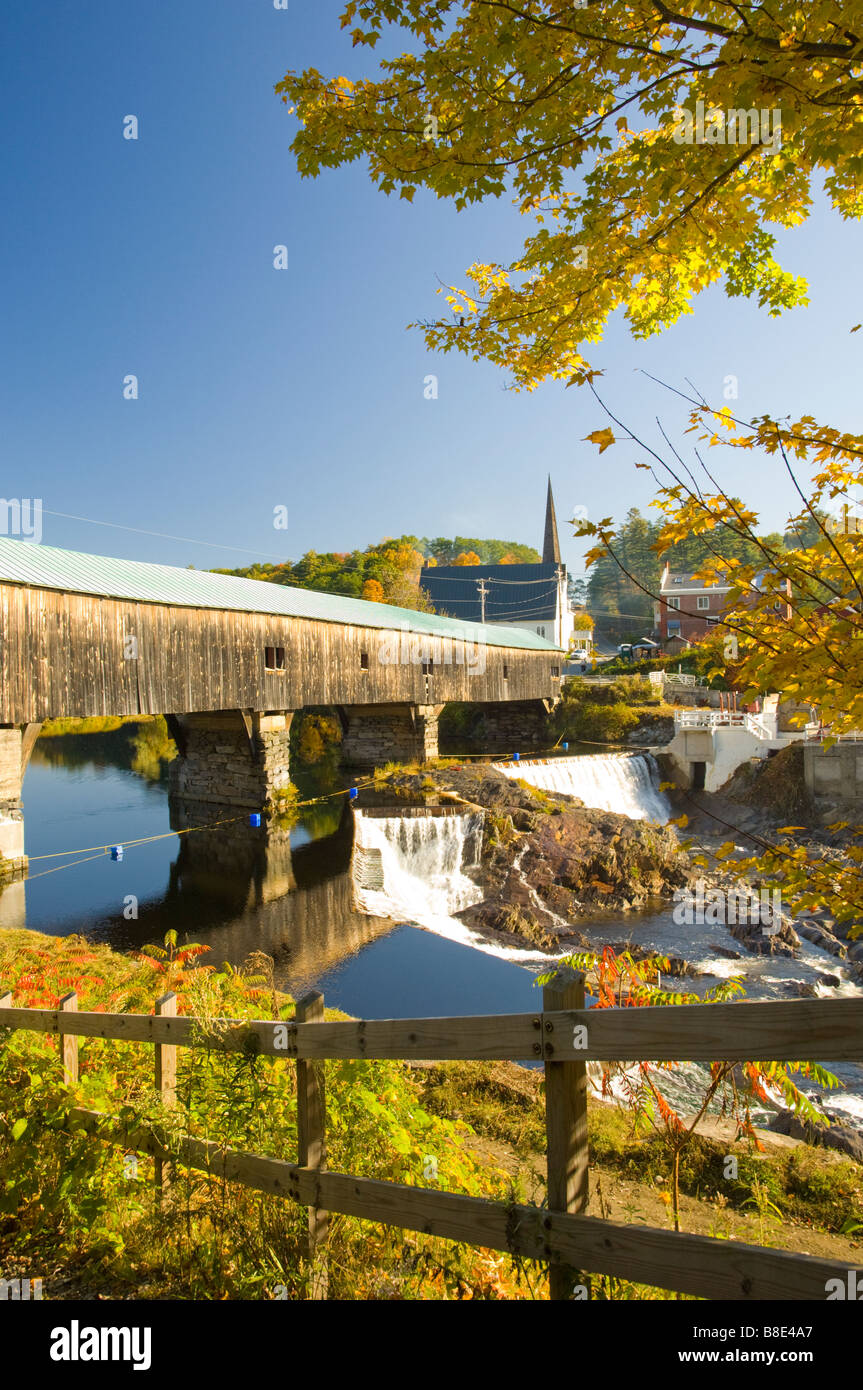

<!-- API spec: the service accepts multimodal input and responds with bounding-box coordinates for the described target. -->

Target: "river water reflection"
[7,729,540,1018]
[5,729,863,1129]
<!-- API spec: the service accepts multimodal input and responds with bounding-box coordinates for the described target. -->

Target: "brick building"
[655,563,792,650]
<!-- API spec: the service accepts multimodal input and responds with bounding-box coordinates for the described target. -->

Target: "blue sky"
[2,1,860,586]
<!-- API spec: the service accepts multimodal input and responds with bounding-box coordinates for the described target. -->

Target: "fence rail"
[1,988,860,1301]
[4,996,862,1062]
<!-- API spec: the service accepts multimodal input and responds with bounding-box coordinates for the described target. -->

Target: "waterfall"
[351,807,564,965]
[352,809,484,923]
[494,752,670,822]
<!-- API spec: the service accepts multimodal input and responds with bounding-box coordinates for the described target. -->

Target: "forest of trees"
[215,536,540,612]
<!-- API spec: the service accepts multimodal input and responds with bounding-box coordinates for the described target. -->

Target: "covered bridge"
[0,538,562,869]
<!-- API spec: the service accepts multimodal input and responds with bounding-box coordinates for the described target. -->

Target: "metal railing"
[674,710,774,739]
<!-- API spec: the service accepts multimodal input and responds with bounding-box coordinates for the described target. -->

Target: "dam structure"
[494,751,670,822]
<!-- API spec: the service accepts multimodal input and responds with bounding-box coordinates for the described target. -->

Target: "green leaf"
[11,1118,27,1141]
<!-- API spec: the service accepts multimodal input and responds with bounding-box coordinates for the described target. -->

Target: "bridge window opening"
[360,652,369,670]
[691,761,706,791]
[421,658,433,675]
[503,664,509,680]
[551,665,560,677]
[265,646,286,671]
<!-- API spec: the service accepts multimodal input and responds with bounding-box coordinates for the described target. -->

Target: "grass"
[419,1060,863,1239]
[513,779,564,813]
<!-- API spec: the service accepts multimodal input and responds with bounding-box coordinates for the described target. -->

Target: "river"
[4,727,863,1131]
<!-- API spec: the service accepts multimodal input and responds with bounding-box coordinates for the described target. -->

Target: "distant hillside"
[214,535,540,613]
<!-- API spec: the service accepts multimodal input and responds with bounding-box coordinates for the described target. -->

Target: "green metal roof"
[0,537,562,651]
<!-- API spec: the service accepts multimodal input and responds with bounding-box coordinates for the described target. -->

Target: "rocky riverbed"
[374,762,692,953]
[371,757,863,1157]
[373,756,863,986]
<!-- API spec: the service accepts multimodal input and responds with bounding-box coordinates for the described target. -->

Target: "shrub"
[0,931,525,1300]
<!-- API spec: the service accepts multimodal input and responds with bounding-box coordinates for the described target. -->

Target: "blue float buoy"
[512,752,520,762]
[110,845,124,861]
[562,742,569,752]
[249,813,262,827]
[348,787,358,801]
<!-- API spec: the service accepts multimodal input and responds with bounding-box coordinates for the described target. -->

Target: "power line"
[422,571,564,585]
[428,586,559,607]
[40,509,292,562]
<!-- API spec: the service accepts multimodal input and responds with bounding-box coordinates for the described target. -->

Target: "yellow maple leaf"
[585,428,615,454]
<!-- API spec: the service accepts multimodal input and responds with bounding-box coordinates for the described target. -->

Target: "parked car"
[571,647,590,662]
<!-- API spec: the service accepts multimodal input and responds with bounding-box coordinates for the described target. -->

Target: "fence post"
[59,992,78,1086]
[296,991,328,1300]
[154,992,177,1200]
[543,974,589,1300]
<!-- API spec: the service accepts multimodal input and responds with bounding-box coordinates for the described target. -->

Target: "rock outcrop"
[768,1109,863,1164]
[375,764,691,952]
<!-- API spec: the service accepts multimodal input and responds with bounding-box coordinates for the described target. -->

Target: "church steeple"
[542,476,561,565]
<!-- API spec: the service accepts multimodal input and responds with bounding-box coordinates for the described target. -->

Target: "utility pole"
[477,578,488,624]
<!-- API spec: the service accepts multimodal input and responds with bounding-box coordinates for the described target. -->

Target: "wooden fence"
[1,987,861,1302]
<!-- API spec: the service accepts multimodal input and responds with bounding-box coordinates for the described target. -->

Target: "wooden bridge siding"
[0,584,558,723]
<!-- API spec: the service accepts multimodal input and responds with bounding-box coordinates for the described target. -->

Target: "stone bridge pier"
[167,710,294,810]
[168,798,296,904]
[470,700,553,753]
[0,724,42,880]
[337,703,442,769]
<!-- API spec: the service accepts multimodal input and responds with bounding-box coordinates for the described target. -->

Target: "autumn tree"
[580,385,863,934]
[425,537,540,564]
[362,577,385,602]
[277,0,863,389]
[453,550,482,566]
[276,5,863,936]
[216,534,537,606]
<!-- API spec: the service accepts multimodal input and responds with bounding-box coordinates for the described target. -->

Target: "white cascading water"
[353,810,484,921]
[351,808,566,965]
[493,752,670,822]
